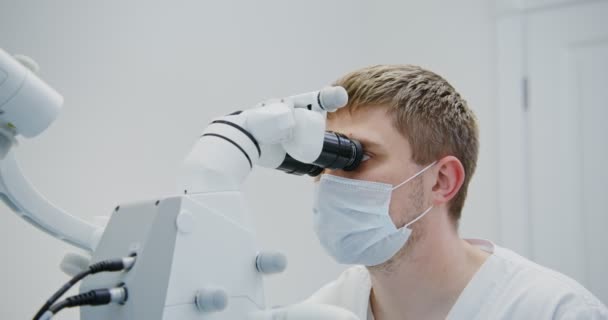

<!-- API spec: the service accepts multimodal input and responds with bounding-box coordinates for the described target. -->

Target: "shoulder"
[303,265,372,315]
[489,245,607,318]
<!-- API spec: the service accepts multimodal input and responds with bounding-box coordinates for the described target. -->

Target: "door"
[498,0,608,303]
[526,0,608,302]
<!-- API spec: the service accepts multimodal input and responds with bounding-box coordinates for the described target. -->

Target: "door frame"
[495,8,530,257]
[495,0,608,259]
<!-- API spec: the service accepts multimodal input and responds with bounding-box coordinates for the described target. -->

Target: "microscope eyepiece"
[276,131,364,176]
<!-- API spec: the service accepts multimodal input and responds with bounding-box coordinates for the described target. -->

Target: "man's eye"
[362,154,372,162]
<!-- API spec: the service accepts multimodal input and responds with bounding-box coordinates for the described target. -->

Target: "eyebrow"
[349,135,384,151]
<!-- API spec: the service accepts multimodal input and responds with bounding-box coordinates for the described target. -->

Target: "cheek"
[388,179,426,227]
[388,187,410,227]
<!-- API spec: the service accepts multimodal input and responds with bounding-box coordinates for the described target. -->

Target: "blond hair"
[331,65,478,221]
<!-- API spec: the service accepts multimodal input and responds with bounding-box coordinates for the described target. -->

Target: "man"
[305,65,607,319]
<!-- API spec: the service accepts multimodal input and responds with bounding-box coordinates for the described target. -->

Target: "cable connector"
[39,287,128,320]
[33,255,136,320]
[62,287,128,306]
[89,256,136,273]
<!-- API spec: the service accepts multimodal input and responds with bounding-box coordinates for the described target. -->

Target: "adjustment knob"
[195,287,228,312]
[60,252,91,277]
[256,251,287,274]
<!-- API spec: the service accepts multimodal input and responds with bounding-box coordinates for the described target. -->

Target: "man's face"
[315,106,430,228]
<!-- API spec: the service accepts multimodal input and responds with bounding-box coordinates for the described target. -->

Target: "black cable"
[32,269,91,320]
[43,287,128,319]
[33,257,135,320]
[47,300,70,316]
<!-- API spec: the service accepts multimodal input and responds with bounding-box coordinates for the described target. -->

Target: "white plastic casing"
[281,108,325,163]
[0,48,62,138]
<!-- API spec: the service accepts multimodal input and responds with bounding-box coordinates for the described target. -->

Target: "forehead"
[318,105,416,181]
[326,106,401,145]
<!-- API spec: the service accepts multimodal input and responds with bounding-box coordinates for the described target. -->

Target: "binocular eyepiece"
[277,131,364,176]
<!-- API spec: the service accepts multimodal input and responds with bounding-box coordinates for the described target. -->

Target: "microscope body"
[0,48,359,320]
[79,98,336,319]
[80,193,264,319]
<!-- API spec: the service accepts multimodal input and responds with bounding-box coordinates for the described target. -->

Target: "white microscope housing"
[0,48,359,320]
[0,49,62,140]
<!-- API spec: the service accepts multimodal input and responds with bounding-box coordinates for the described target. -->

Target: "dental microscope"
[0,48,362,320]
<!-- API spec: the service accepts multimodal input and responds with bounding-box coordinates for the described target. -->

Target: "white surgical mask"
[312,161,436,266]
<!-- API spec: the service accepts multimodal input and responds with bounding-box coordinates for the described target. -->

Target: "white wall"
[0,1,497,318]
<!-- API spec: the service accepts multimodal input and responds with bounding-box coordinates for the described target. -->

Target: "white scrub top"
[304,239,608,320]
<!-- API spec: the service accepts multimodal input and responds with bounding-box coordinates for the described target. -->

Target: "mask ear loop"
[392,161,438,191]
[401,205,433,230]
[392,160,437,231]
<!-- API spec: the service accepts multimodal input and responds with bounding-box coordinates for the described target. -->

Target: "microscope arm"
[0,49,102,252]
[0,150,102,251]
[178,87,346,193]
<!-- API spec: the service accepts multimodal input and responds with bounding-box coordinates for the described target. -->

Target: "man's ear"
[431,156,465,206]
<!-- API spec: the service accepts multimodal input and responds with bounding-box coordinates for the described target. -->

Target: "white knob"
[256,251,287,274]
[195,287,228,312]
[60,252,91,276]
